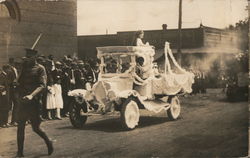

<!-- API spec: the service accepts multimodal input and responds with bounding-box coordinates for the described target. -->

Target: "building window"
[0,0,20,21]
[0,3,10,18]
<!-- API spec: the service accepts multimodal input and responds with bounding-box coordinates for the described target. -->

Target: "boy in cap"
[16,48,53,157]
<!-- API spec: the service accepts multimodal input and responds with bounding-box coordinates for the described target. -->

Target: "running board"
[80,111,120,116]
[142,100,170,113]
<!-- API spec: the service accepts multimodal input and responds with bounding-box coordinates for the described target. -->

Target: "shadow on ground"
[29,153,48,158]
[57,116,173,133]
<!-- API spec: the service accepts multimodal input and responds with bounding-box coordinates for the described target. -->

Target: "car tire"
[167,96,181,120]
[69,100,87,128]
[120,98,140,130]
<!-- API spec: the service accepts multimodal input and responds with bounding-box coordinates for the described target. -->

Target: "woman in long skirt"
[53,83,63,119]
[46,86,56,120]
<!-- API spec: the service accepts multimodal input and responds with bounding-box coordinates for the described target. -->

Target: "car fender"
[68,89,94,102]
[115,90,146,108]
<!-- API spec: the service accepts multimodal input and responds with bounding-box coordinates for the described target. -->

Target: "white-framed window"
[0,3,10,18]
[0,0,20,21]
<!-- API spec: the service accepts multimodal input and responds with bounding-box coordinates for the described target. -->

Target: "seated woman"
[132,30,150,46]
[133,57,146,87]
[135,57,145,79]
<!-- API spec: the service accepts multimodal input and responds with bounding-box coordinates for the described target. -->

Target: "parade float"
[68,42,194,130]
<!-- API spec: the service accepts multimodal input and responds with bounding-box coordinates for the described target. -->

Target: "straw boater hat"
[55,61,62,65]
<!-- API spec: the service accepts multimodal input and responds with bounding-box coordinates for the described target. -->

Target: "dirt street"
[0,93,248,158]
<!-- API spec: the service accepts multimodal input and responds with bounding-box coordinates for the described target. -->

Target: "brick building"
[0,0,77,65]
[248,0,250,109]
[78,34,118,59]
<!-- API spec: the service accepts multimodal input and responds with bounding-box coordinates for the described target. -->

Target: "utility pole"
[177,0,182,65]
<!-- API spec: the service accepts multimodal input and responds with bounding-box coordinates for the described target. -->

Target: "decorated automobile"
[68,42,194,130]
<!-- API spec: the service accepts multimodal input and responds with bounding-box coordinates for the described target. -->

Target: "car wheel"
[120,98,140,130]
[69,100,87,128]
[167,96,181,120]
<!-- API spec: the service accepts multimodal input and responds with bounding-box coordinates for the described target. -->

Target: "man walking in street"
[16,49,53,157]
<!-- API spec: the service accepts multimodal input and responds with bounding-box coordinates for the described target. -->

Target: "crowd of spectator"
[0,55,99,128]
[189,69,207,95]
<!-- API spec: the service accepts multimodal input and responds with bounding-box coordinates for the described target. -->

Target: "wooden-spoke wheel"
[121,99,140,130]
[167,96,181,120]
[69,100,87,128]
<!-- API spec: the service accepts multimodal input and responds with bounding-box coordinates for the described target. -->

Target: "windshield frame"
[98,53,136,76]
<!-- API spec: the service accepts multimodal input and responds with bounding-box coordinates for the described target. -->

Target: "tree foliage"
[225,18,249,76]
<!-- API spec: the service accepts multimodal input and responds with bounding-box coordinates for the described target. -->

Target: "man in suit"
[0,65,10,128]
[61,64,71,117]
[16,49,53,157]
[8,58,19,126]
[74,61,85,89]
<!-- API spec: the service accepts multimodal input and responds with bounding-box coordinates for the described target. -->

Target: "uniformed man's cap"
[25,48,38,58]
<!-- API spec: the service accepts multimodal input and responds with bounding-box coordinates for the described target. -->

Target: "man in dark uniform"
[16,49,53,157]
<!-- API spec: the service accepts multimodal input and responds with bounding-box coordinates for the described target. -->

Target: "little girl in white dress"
[53,83,63,119]
[46,85,56,119]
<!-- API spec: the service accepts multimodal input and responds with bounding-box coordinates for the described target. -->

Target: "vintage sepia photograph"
[0,0,249,157]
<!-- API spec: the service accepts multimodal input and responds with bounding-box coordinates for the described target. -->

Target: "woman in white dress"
[133,30,150,46]
[46,63,56,120]
[53,83,63,119]
[46,61,64,120]
[46,85,56,120]
[52,62,64,120]
[46,83,63,120]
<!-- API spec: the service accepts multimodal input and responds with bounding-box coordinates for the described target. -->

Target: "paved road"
[0,94,248,157]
